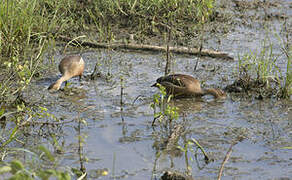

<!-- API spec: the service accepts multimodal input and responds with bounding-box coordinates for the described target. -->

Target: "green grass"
[237,40,291,99]
[282,45,292,98]
[0,0,81,104]
[85,0,214,42]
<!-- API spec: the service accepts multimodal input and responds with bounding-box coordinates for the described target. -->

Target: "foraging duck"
[48,55,85,91]
[152,74,226,99]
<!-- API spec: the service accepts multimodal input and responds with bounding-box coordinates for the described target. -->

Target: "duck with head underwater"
[152,74,226,99]
[48,55,85,92]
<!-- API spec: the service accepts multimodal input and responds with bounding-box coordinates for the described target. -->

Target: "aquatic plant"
[226,39,291,99]
[150,86,212,176]
[150,83,179,126]
[0,147,71,180]
[0,104,93,179]
[0,106,70,179]
[280,27,292,98]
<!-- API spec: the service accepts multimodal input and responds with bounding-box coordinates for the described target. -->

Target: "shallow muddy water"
[27,47,291,180]
[10,0,292,179]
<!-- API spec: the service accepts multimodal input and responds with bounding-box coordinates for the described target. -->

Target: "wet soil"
[3,0,292,179]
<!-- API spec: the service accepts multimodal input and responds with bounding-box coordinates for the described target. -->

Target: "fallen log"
[58,35,233,60]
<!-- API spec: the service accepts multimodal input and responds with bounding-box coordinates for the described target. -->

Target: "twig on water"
[217,138,243,180]
[120,76,125,122]
[191,137,210,163]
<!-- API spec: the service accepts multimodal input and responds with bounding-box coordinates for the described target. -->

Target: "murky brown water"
[5,0,292,179]
[27,46,290,180]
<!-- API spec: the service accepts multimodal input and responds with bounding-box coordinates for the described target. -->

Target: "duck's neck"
[201,88,221,98]
[51,75,70,90]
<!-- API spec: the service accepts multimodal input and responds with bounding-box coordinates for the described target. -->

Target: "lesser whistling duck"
[48,55,85,91]
[152,74,226,99]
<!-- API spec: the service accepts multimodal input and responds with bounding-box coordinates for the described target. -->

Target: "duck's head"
[151,82,159,88]
[48,82,60,92]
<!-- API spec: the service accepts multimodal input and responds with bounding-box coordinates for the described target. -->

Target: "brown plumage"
[48,55,85,91]
[152,74,226,99]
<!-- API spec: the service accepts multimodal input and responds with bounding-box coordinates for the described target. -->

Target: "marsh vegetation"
[0,0,291,179]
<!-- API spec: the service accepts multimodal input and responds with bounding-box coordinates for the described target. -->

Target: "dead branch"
[217,139,241,180]
[58,36,234,60]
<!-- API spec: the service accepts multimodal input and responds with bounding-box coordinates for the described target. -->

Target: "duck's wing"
[159,81,189,97]
[157,74,187,87]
